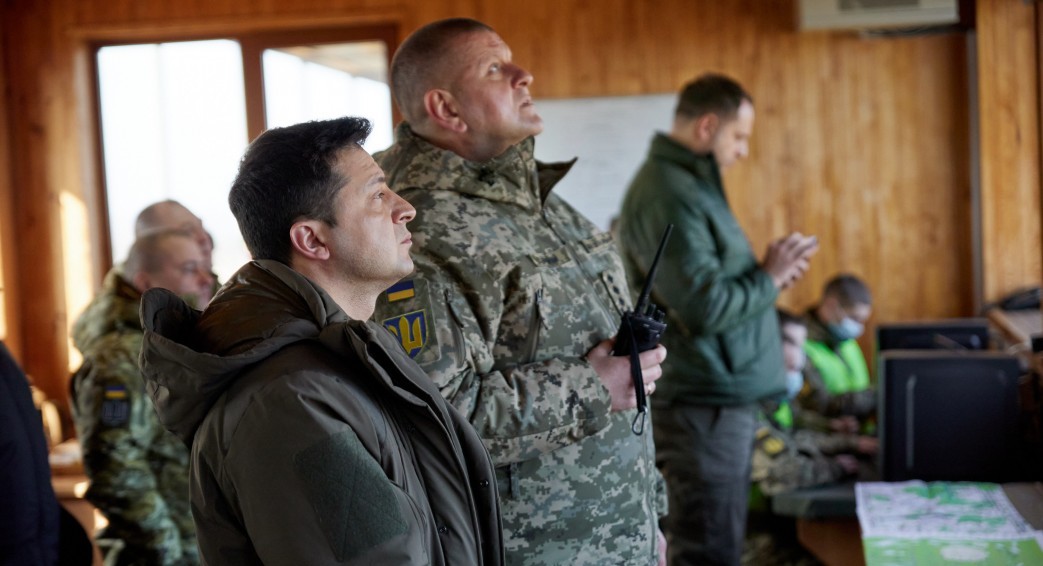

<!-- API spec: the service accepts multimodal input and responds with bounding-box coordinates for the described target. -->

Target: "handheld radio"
[612,224,673,434]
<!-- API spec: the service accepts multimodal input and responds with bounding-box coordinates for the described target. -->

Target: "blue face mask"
[785,370,804,399]
[828,317,864,341]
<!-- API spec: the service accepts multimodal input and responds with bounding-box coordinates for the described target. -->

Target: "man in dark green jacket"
[617,73,819,566]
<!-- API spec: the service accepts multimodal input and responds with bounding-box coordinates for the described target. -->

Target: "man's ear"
[289,220,330,261]
[694,113,720,144]
[423,89,467,133]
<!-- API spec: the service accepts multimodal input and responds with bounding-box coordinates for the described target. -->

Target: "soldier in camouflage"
[70,229,213,565]
[742,310,876,566]
[372,18,669,565]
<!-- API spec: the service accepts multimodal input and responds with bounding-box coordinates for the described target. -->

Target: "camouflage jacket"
[70,268,197,565]
[755,414,851,498]
[750,404,853,497]
[374,123,664,565]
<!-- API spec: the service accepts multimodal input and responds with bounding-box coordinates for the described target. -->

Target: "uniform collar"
[648,132,723,192]
[390,122,575,212]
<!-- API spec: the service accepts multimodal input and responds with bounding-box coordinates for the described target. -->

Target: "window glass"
[263,42,392,152]
[97,40,250,280]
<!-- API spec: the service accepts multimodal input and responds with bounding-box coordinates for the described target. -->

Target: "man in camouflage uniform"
[373,18,669,565]
[71,230,213,565]
[743,310,876,566]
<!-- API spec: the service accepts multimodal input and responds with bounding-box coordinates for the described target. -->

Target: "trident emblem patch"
[383,310,427,358]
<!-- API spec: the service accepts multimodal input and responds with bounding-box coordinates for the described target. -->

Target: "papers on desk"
[857,481,1032,539]
[856,481,1043,565]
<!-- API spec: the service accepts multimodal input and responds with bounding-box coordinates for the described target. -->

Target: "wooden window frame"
[85,23,400,274]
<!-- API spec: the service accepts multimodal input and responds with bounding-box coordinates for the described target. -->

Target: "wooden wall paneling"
[1040,2,1043,331]
[2,0,77,405]
[0,19,22,358]
[976,0,1043,304]
[0,0,983,407]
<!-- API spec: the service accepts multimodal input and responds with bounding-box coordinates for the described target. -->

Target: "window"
[94,26,396,280]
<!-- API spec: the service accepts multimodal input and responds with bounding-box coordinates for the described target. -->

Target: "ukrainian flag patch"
[385,279,416,303]
[383,310,427,358]
[101,385,129,426]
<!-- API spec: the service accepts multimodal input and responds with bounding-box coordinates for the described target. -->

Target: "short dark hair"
[823,274,872,308]
[390,18,495,122]
[675,73,753,121]
[228,117,372,265]
[124,230,193,278]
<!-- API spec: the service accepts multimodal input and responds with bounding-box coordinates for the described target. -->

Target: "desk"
[1003,482,1043,529]
[988,308,1042,349]
[773,483,864,566]
[774,482,1043,566]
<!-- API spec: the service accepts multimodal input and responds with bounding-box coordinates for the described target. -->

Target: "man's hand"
[829,416,860,434]
[856,435,879,455]
[657,528,667,566]
[762,232,819,290]
[586,339,666,412]
[835,454,859,475]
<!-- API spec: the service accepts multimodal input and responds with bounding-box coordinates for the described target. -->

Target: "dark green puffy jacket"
[618,133,785,406]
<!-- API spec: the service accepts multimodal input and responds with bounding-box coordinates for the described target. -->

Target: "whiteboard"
[532,93,676,231]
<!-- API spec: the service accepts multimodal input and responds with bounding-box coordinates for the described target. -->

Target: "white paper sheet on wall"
[532,93,676,231]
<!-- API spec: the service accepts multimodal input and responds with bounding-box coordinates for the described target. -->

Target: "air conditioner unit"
[798,0,960,31]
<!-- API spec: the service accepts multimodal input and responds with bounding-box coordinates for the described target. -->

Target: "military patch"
[578,231,615,253]
[528,248,573,267]
[101,385,129,426]
[383,310,427,358]
[762,436,784,457]
[385,279,416,303]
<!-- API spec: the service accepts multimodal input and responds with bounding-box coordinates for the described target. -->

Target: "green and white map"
[856,481,1043,565]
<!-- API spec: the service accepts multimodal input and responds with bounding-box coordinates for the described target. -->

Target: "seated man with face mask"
[744,309,877,566]
[796,274,875,434]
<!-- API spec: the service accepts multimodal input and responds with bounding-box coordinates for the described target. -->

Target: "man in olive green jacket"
[617,74,818,566]
[139,117,504,565]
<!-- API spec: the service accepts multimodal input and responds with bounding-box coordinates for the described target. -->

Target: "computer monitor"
[876,318,990,352]
[878,350,1021,482]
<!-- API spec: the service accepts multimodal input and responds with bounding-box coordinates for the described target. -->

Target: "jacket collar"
[804,306,841,348]
[71,267,143,352]
[649,132,724,195]
[389,122,575,212]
